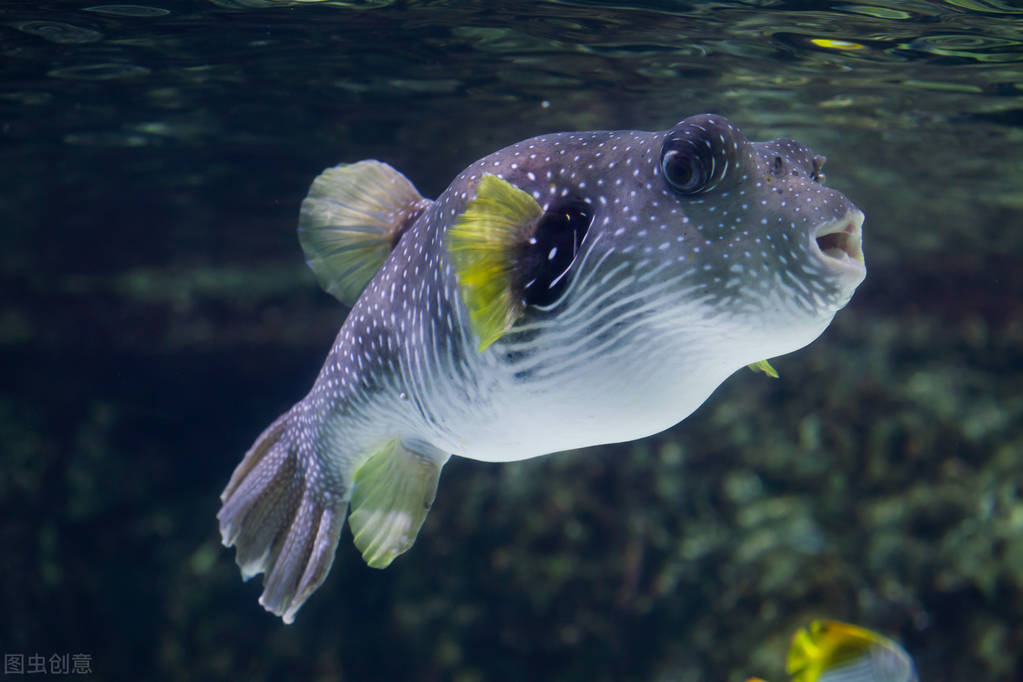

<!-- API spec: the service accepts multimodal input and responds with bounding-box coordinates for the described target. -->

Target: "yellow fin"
[748,359,780,378]
[348,439,448,569]
[298,160,431,306]
[788,622,826,682]
[447,174,542,351]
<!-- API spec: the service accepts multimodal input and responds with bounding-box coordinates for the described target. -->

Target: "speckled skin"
[218,114,866,622]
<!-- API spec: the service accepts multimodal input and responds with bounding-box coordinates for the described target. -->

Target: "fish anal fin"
[298,160,432,306]
[447,174,542,351]
[348,439,449,569]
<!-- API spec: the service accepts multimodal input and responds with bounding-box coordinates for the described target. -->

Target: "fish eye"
[660,115,745,196]
[661,148,708,194]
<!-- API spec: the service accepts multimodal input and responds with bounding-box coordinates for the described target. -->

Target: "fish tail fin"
[217,408,347,624]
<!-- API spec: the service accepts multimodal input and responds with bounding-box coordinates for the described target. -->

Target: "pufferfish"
[218,114,866,623]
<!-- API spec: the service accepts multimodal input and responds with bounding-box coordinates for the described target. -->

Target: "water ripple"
[83,5,172,17]
[47,63,151,80]
[11,21,104,44]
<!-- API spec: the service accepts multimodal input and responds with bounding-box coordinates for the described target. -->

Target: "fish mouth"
[812,210,865,275]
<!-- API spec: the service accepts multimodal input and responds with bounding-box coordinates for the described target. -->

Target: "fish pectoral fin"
[348,439,449,569]
[748,359,779,378]
[447,174,542,351]
[298,160,432,306]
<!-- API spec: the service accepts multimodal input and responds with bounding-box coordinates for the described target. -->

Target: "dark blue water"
[2,1,1021,680]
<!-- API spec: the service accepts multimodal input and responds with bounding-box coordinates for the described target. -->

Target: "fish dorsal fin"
[298,160,432,306]
[348,439,449,569]
[447,174,543,351]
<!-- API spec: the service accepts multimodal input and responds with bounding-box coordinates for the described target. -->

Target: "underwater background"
[2,0,1021,680]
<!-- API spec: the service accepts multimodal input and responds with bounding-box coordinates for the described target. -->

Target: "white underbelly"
[420,312,834,463]
[426,348,737,463]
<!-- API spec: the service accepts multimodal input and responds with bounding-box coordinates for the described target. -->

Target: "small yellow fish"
[786,620,917,682]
